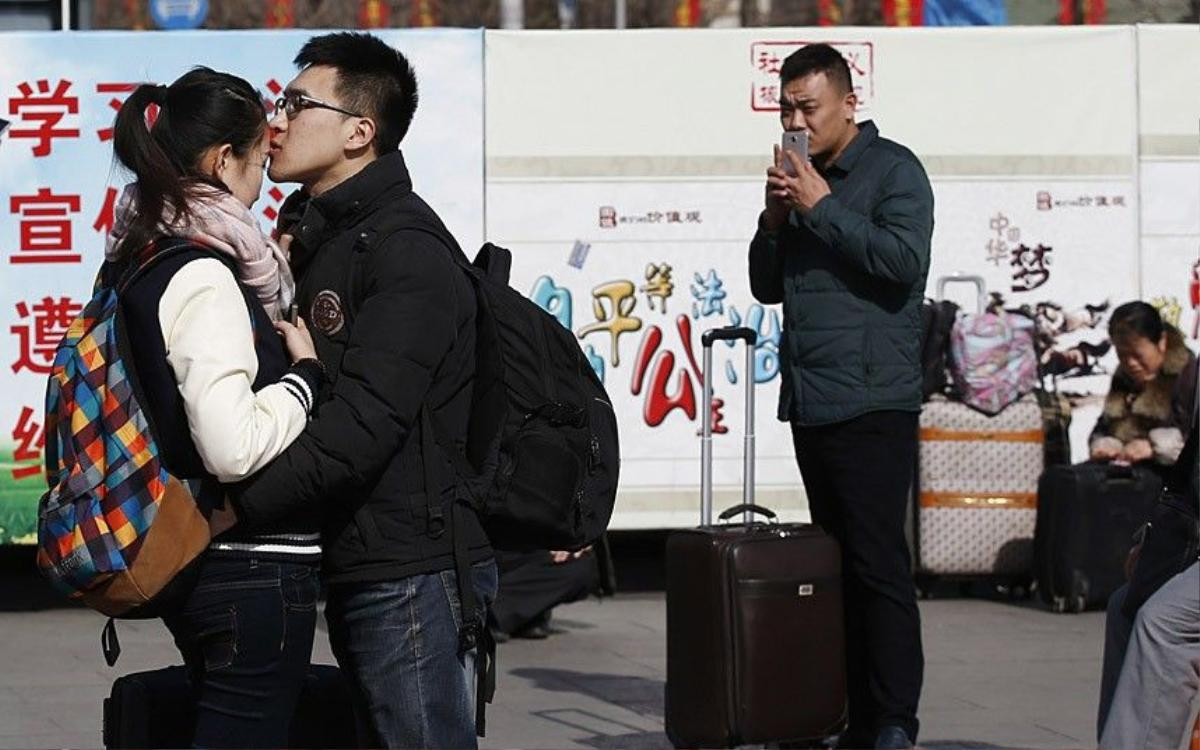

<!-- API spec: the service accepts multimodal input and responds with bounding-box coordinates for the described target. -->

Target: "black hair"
[779,43,853,95]
[111,66,266,262]
[294,32,419,154]
[1108,301,1166,343]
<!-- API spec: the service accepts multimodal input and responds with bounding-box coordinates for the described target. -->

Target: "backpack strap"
[419,403,448,540]
[344,215,467,319]
[472,243,512,285]
[422,403,495,737]
[350,221,496,735]
[42,238,204,494]
[116,237,225,295]
[456,497,496,737]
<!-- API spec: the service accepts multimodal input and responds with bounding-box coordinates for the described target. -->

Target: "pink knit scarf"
[106,184,295,321]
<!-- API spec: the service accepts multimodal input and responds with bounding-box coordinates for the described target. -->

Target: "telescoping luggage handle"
[700,326,757,526]
[936,272,987,315]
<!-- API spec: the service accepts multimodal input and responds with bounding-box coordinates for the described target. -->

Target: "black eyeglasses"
[274,92,362,119]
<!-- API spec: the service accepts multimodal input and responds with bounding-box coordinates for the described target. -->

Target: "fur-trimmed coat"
[1090,325,1196,465]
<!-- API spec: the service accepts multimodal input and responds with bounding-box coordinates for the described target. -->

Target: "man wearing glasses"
[225,32,497,749]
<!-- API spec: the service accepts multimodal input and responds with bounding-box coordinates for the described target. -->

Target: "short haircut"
[779,43,853,95]
[295,32,419,154]
[1109,301,1166,344]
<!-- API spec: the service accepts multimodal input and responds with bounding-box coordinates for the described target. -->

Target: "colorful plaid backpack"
[36,241,212,621]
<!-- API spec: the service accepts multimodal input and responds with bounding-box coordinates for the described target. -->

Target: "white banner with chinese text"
[0,29,484,543]
[485,26,1175,529]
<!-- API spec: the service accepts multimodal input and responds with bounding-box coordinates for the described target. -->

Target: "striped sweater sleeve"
[158,258,309,483]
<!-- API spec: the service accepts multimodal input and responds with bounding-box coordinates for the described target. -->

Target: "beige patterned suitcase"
[916,394,1043,577]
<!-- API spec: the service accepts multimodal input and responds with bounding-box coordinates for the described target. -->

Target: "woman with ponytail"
[105,67,323,747]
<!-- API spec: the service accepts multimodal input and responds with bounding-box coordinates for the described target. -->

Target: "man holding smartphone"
[748,43,934,750]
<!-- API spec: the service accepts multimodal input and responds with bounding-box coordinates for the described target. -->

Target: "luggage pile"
[920,275,1163,614]
[916,274,1052,593]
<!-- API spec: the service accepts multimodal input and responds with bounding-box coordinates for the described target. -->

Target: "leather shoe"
[829,728,873,749]
[512,622,552,639]
[873,726,913,749]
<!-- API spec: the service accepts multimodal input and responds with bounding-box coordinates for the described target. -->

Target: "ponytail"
[108,68,267,263]
[111,83,190,262]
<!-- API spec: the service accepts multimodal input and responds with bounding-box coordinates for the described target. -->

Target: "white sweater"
[158,258,310,483]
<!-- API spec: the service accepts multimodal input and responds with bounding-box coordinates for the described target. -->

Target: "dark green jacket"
[748,121,934,426]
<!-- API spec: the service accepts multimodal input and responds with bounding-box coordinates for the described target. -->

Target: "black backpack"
[346,210,620,553]
[919,298,960,400]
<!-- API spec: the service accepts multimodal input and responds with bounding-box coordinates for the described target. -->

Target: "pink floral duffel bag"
[936,274,1039,416]
[950,309,1038,415]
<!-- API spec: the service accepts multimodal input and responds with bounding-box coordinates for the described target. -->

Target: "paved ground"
[0,573,1107,750]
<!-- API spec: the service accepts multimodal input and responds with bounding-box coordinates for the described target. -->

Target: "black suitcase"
[103,663,357,748]
[1034,462,1161,613]
[664,327,847,748]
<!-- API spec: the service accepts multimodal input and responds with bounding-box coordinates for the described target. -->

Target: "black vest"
[116,243,320,554]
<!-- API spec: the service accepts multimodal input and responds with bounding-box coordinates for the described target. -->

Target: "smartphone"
[287,303,299,325]
[781,130,809,176]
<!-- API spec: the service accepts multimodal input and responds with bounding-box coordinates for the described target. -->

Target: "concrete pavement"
[0,582,1106,749]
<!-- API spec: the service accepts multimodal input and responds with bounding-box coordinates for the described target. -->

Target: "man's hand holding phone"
[761,144,793,231]
[767,131,831,218]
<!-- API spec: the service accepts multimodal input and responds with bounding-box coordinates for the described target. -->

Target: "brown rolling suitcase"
[664,326,847,748]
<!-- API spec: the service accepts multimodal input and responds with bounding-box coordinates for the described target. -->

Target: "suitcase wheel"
[999,582,1030,601]
[1050,594,1086,614]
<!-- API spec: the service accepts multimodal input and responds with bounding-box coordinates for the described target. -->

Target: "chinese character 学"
[8,79,80,157]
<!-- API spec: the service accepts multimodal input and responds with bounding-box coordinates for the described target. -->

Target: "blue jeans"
[326,560,499,749]
[162,556,319,749]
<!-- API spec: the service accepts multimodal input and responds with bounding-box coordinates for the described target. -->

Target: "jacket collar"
[287,151,414,268]
[1104,324,1193,419]
[825,120,878,175]
[312,150,413,225]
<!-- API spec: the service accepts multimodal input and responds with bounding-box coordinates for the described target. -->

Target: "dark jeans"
[162,556,319,749]
[791,410,924,742]
[325,560,499,749]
